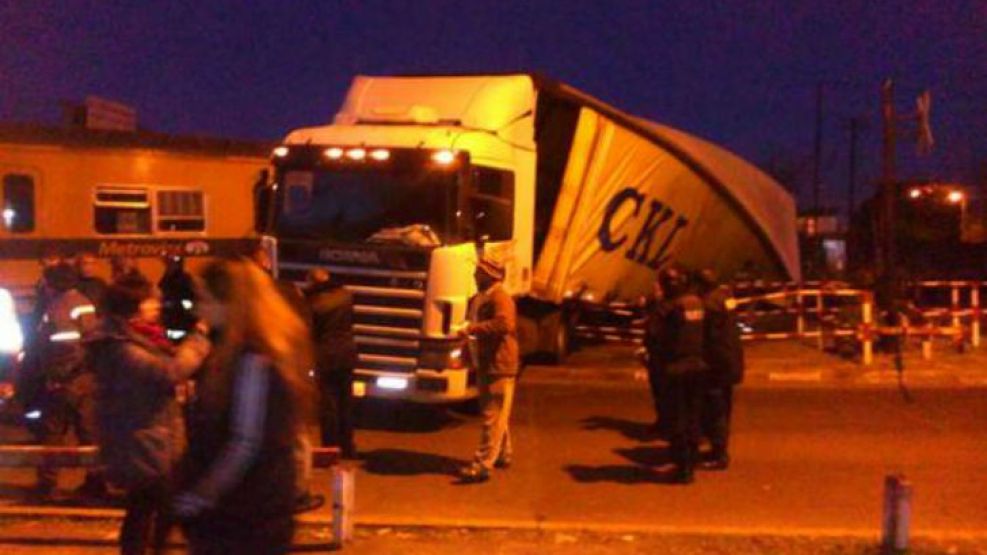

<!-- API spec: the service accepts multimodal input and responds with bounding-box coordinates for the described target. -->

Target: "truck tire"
[546,311,571,364]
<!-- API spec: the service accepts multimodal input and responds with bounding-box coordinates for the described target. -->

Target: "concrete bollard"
[921,336,932,360]
[332,465,356,544]
[972,286,981,348]
[882,474,912,553]
[861,293,874,366]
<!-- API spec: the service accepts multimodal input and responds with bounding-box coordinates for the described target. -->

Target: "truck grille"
[279,262,425,374]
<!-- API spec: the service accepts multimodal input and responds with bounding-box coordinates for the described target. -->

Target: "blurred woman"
[174,258,314,555]
[87,274,211,554]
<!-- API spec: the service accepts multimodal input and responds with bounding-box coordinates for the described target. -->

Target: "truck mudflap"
[352,367,476,403]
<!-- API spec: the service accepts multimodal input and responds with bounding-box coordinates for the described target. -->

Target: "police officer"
[32,262,105,497]
[644,267,707,484]
[696,269,744,470]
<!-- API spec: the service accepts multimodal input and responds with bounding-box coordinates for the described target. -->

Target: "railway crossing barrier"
[574,279,984,366]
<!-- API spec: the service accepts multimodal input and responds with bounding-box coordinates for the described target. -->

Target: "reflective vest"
[39,289,96,382]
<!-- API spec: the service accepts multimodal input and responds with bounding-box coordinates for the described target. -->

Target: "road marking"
[352,513,987,540]
[767,371,822,382]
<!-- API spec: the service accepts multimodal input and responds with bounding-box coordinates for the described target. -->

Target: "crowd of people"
[10,244,742,550]
[14,250,362,554]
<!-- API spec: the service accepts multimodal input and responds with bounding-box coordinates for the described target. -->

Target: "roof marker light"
[432,149,456,165]
[346,148,367,161]
[325,147,344,160]
[272,146,289,158]
[370,148,390,161]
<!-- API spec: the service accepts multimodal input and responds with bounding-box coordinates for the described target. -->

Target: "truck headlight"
[0,289,23,355]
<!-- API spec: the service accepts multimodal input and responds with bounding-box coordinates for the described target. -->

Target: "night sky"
[2,1,984,211]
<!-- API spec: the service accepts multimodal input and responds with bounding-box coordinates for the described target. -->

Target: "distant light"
[325,147,344,160]
[431,149,456,165]
[947,190,965,204]
[450,348,463,360]
[908,188,922,199]
[25,410,42,420]
[2,208,14,227]
[346,148,367,161]
[376,376,409,390]
[0,288,23,354]
[181,299,194,310]
[272,146,289,158]
[166,329,187,340]
[370,148,390,161]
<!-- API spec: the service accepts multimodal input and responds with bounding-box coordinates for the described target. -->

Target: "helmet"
[657,266,688,298]
[694,268,719,294]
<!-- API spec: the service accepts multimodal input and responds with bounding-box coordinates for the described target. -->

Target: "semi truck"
[259,73,799,402]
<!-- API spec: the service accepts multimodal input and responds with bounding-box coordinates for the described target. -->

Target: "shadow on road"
[564,444,680,485]
[564,464,682,485]
[580,415,659,442]
[359,448,467,477]
[356,400,468,434]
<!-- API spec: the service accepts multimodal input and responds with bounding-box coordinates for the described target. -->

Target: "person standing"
[696,269,744,471]
[641,279,671,436]
[31,262,104,497]
[457,255,519,484]
[305,267,357,458]
[175,259,314,554]
[159,256,198,337]
[88,274,211,555]
[644,267,707,484]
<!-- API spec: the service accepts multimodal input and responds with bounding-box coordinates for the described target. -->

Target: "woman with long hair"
[87,273,211,554]
[173,258,314,554]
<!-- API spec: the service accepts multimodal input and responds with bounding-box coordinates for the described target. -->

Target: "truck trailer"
[260,73,799,402]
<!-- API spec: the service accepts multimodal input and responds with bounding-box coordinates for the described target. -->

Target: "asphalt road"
[1,343,986,553]
[348,377,987,536]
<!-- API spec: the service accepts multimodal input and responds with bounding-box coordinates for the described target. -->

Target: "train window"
[468,167,514,241]
[94,187,151,234]
[2,174,35,233]
[157,189,205,232]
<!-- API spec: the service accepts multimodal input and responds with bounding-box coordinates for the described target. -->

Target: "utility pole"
[880,79,897,280]
[848,116,861,226]
[812,82,824,214]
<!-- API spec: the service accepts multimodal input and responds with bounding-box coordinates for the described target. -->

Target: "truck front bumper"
[353,367,476,403]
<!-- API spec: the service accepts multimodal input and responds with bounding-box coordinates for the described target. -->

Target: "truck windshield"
[274,167,460,244]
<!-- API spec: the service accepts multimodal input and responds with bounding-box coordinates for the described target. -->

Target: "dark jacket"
[76,276,108,308]
[644,293,707,377]
[39,289,98,383]
[701,286,745,386]
[86,317,210,489]
[467,284,519,378]
[306,281,357,374]
[159,268,197,333]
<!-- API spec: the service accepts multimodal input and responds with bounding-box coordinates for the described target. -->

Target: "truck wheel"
[548,315,570,364]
